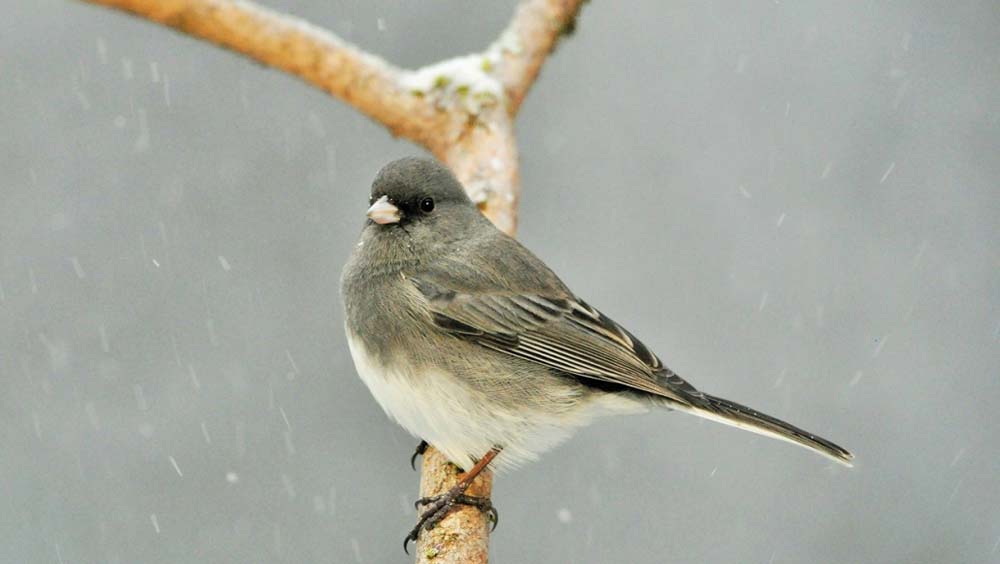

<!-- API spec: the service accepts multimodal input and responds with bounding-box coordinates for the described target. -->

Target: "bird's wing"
[410,274,706,407]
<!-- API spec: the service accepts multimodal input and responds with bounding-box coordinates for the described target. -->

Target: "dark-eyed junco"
[341,157,852,546]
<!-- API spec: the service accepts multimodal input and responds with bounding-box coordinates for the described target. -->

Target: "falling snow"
[168,456,184,478]
[879,161,896,184]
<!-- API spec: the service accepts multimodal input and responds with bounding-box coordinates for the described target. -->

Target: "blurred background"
[2,1,998,562]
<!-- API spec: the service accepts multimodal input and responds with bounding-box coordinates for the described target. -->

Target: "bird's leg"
[403,447,502,553]
[410,440,429,471]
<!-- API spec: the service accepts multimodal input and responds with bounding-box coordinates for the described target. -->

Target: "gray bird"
[340,157,853,546]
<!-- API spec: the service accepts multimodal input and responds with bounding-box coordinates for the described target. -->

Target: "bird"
[340,157,853,548]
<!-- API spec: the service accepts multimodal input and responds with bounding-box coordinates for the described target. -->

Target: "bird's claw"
[403,491,498,553]
[410,440,429,471]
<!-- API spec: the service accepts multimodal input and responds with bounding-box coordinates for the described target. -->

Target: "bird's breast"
[344,329,496,470]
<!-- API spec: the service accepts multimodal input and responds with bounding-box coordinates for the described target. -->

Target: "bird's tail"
[671,393,854,467]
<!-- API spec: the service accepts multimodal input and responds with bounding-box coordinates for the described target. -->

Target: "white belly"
[345,330,646,472]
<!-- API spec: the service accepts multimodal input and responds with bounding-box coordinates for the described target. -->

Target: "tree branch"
[77,0,589,561]
[79,0,447,144]
[415,448,494,563]
[495,0,588,117]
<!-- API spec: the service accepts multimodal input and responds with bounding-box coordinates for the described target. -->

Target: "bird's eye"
[420,198,435,213]
[369,195,376,204]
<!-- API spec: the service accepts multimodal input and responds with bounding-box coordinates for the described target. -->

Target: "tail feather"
[673,393,854,467]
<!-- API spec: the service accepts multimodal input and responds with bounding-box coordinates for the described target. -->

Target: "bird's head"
[358,157,485,264]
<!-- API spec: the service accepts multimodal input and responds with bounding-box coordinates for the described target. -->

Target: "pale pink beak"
[366,195,400,225]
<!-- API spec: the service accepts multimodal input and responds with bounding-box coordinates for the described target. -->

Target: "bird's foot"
[410,440,429,471]
[415,493,498,529]
[403,487,497,553]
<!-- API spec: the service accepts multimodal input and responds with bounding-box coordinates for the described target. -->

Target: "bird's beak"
[366,195,400,225]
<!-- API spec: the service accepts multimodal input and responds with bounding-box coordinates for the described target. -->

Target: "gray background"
[2,1,998,563]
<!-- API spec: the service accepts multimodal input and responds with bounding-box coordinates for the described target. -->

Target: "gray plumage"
[341,157,853,471]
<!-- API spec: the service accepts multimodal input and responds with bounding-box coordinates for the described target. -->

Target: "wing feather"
[412,276,702,405]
